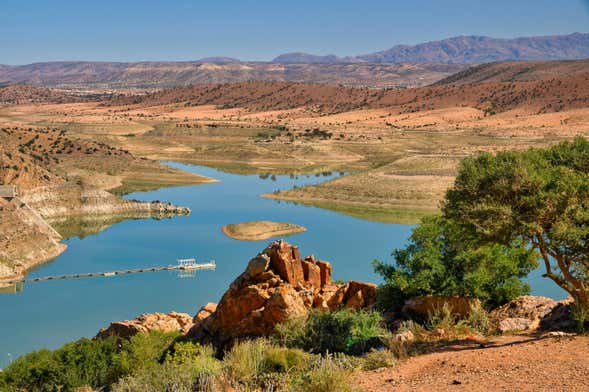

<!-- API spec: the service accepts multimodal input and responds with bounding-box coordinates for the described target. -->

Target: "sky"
[1,0,588,64]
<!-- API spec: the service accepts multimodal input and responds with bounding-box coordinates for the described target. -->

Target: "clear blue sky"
[2,0,588,64]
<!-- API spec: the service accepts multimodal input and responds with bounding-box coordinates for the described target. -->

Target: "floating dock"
[1,260,216,286]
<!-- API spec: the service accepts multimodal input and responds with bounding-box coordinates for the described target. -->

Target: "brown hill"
[0,127,132,190]
[0,85,86,104]
[436,59,589,85]
[111,60,589,115]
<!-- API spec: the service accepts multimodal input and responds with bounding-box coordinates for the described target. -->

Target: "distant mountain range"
[0,33,587,90]
[273,32,589,64]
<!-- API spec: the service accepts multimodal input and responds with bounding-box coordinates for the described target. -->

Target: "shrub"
[117,331,181,374]
[261,346,309,373]
[111,362,203,392]
[274,309,388,355]
[464,307,491,335]
[0,336,124,391]
[374,215,537,309]
[571,302,589,332]
[0,332,181,392]
[223,339,268,385]
[298,355,357,392]
[361,349,397,370]
[112,340,222,392]
[223,339,303,391]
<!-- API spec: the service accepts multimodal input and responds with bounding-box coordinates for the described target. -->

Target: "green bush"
[274,309,389,355]
[0,336,124,392]
[0,332,180,392]
[116,330,181,374]
[298,355,357,392]
[361,349,397,370]
[223,339,304,391]
[111,362,206,392]
[112,340,222,392]
[374,215,537,309]
[261,346,309,373]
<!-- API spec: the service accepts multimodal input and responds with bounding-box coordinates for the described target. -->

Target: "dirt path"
[354,334,589,392]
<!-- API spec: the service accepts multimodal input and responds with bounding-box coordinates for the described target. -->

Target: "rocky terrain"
[355,334,589,391]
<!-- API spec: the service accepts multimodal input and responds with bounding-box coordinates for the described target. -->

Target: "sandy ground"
[354,334,589,392]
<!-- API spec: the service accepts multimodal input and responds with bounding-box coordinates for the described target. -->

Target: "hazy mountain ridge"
[273,32,589,64]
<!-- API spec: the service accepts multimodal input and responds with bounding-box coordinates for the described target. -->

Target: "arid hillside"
[0,62,465,90]
[0,85,88,104]
[110,61,589,115]
[436,59,589,84]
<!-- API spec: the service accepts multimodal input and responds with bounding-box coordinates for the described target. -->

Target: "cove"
[0,162,565,368]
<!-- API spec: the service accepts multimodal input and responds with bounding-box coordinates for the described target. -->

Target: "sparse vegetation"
[274,309,389,355]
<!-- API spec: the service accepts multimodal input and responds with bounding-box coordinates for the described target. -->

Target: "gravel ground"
[354,334,589,392]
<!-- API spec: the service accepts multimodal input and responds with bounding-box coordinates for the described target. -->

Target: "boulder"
[187,240,375,346]
[264,240,304,286]
[344,281,377,310]
[540,297,577,331]
[96,312,193,339]
[490,296,558,332]
[194,302,217,325]
[403,295,481,317]
[316,260,332,286]
[302,258,322,289]
[498,317,534,333]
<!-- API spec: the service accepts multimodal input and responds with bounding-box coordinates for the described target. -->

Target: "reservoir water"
[0,163,565,367]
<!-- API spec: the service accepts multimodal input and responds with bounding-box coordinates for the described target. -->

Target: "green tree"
[444,137,589,309]
[374,215,536,308]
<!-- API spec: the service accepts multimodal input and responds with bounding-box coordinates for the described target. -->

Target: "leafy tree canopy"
[374,215,537,308]
[444,137,589,308]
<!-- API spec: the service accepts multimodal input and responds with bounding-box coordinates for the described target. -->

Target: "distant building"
[0,185,17,199]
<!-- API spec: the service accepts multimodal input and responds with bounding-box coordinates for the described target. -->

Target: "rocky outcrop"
[402,295,481,317]
[540,297,576,331]
[188,240,376,346]
[489,295,577,333]
[96,312,193,339]
[490,296,557,332]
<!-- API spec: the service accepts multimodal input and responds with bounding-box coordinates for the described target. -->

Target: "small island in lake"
[222,220,307,241]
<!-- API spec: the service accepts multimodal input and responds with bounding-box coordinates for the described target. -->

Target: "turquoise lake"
[0,162,565,367]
